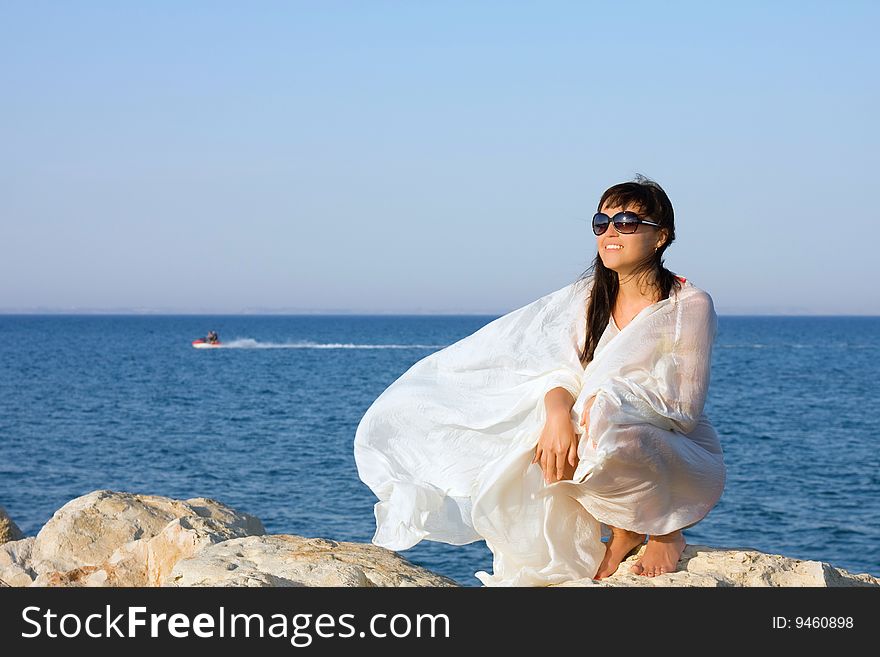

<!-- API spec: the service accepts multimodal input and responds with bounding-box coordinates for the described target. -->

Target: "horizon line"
[1,309,878,318]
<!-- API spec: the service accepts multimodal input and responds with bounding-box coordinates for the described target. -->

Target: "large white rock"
[551,543,880,587]
[29,490,265,586]
[164,534,459,587]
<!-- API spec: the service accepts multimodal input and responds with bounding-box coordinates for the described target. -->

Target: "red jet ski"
[193,331,222,348]
[192,338,222,349]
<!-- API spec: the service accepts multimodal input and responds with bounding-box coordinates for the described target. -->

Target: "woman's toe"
[629,561,643,574]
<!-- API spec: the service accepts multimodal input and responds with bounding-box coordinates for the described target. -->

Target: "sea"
[1,313,878,586]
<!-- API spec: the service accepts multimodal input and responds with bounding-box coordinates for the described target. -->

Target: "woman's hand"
[533,409,579,484]
[579,394,597,448]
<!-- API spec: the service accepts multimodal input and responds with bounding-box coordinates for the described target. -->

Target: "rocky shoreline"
[2,490,877,587]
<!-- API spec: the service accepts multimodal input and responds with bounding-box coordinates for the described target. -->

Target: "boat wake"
[214,339,446,350]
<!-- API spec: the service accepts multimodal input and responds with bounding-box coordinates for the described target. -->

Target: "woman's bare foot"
[629,530,687,577]
[594,527,646,580]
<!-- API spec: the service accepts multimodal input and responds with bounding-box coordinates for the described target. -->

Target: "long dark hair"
[576,174,682,368]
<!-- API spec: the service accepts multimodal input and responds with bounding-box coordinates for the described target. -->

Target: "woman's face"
[596,201,668,277]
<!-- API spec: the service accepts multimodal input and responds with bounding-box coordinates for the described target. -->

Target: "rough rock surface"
[0,506,24,544]
[26,490,265,586]
[0,536,36,587]
[164,534,459,587]
[2,490,877,588]
[551,543,880,587]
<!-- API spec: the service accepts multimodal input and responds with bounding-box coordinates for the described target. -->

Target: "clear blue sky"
[1,1,877,314]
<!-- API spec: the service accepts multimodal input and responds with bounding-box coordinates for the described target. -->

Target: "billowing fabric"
[353,274,725,586]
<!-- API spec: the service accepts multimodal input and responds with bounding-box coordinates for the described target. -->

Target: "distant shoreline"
[2,311,879,317]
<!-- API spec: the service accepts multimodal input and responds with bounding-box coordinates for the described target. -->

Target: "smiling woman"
[354,175,725,586]
[560,176,715,580]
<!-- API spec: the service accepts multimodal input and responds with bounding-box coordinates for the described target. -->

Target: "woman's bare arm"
[535,387,580,483]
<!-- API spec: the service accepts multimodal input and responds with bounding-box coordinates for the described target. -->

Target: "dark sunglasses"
[592,211,661,236]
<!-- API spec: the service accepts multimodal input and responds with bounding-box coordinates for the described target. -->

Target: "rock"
[0,536,37,587]
[0,506,24,544]
[164,534,459,587]
[9,489,878,587]
[29,490,265,586]
[551,543,880,587]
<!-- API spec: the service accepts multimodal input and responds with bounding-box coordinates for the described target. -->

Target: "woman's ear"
[656,228,669,250]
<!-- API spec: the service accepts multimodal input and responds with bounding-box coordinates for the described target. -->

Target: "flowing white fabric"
[353,274,726,586]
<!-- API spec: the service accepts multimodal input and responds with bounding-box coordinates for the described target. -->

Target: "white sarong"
[353,274,726,586]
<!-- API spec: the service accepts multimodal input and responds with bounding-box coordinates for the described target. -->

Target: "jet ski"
[193,331,221,348]
[192,338,222,349]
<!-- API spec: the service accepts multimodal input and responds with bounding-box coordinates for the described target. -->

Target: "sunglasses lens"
[613,211,640,233]
[592,213,609,235]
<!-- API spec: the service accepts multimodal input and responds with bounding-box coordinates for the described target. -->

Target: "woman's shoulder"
[675,275,706,296]
[674,278,716,319]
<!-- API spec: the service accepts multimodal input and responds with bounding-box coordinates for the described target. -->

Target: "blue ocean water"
[1,313,878,586]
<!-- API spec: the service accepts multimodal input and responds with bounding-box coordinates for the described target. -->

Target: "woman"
[354,175,725,586]
[536,176,724,579]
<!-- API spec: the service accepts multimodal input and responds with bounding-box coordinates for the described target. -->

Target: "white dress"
[353,273,726,586]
